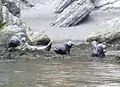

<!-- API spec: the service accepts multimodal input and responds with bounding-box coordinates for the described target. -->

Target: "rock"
[90,0,96,3]
[0,12,3,23]
[55,0,75,13]
[87,28,120,43]
[2,6,22,25]
[106,51,120,56]
[52,0,94,27]
[21,0,34,7]
[4,1,21,17]
[94,0,120,10]
[0,0,3,23]
[87,32,99,41]
[31,32,50,46]
[27,30,51,46]
[104,17,120,28]
[0,25,25,45]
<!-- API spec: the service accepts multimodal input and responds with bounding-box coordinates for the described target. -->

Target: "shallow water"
[0,57,120,87]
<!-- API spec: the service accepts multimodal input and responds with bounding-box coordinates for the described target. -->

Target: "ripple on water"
[0,58,120,87]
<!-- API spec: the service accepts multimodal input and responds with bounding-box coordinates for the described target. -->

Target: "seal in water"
[7,32,27,52]
[54,41,74,55]
[91,41,106,57]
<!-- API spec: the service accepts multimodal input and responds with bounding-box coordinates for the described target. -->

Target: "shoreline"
[0,40,119,65]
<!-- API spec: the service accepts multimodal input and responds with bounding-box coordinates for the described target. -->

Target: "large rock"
[2,6,22,26]
[4,1,21,17]
[27,29,51,46]
[20,0,34,7]
[0,25,25,45]
[52,0,94,27]
[87,28,120,43]
[0,0,51,47]
[0,24,51,46]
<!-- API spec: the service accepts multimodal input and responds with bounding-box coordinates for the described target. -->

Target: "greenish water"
[0,57,120,87]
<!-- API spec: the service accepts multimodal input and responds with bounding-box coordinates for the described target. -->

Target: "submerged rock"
[52,0,94,27]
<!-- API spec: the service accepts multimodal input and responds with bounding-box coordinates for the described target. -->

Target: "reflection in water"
[0,58,120,87]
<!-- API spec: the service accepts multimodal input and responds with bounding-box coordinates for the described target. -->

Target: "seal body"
[8,36,21,48]
[97,43,106,57]
[7,32,27,51]
[54,41,74,55]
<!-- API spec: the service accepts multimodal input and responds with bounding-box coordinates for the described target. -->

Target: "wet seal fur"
[54,41,74,55]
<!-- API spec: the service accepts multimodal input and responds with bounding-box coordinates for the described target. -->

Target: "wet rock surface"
[0,40,118,64]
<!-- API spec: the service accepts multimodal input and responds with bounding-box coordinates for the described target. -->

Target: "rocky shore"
[0,40,119,65]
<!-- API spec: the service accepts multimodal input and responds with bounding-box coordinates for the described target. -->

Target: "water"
[16,2,120,87]
[0,57,120,87]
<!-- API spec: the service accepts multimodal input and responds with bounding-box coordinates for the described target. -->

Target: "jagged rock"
[52,0,94,27]
[2,6,22,25]
[87,28,120,43]
[4,1,21,17]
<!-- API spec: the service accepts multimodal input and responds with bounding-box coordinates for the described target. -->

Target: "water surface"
[0,57,120,87]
